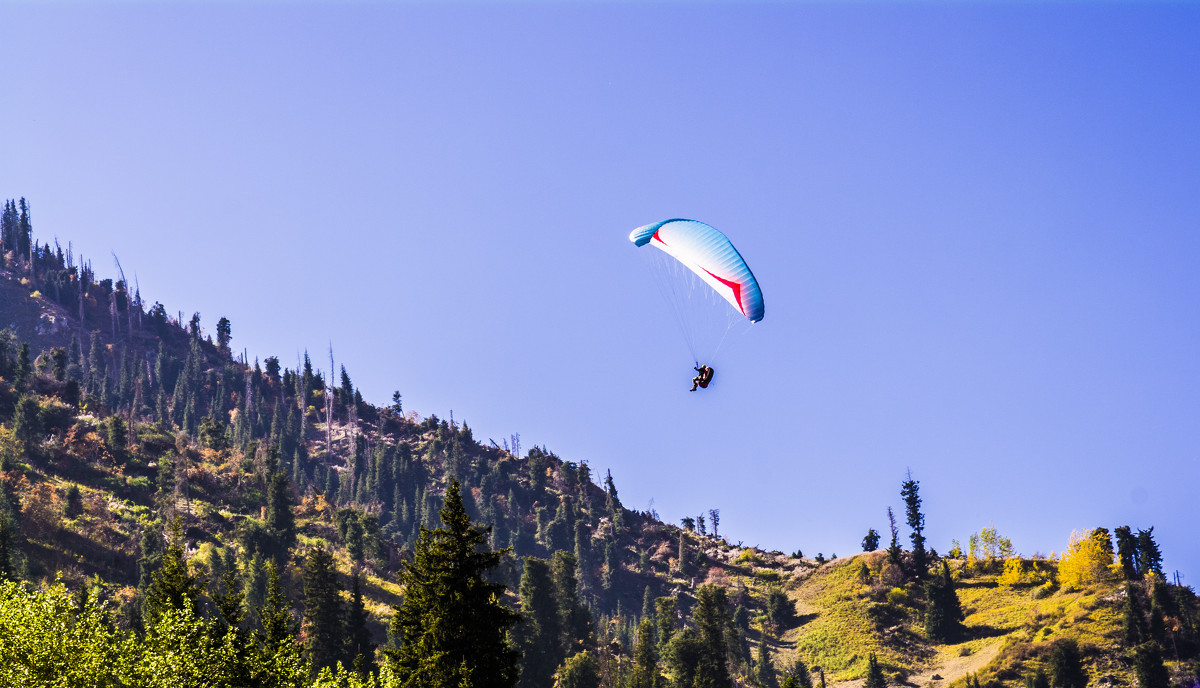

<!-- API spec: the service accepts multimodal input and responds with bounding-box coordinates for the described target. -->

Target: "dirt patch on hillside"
[828,640,1003,688]
[0,268,77,351]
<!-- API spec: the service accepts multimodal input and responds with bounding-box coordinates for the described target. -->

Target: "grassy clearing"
[776,556,1138,688]
[786,557,912,682]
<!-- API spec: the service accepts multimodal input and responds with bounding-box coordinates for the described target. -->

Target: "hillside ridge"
[0,214,1196,688]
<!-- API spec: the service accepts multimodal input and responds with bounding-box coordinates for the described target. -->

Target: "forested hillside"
[0,198,1197,688]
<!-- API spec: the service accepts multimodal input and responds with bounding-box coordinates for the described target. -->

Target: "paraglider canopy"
[630,219,763,367]
[629,219,764,323]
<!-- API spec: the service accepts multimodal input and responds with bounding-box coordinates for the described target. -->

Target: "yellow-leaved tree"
[997,557,1052,587]
[997,557,1026,586]
[1058,528,1116,589]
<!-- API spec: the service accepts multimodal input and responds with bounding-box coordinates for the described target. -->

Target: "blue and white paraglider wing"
[629,219,764,323]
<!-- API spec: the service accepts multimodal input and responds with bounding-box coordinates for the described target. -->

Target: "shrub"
[38,399,76,435]
[880,561,905,587]
[736,549,764,565]
[1032,581,1057,599]
[21,481,62,537]
[63,483,84,517]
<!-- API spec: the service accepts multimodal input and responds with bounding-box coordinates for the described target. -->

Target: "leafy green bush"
[38,398,76,434]
[0,578,374,687]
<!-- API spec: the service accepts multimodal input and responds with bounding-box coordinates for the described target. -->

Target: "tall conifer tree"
[924,561,964,642]
[692,584,735,688]
[1114,526,1140,580]
[629,618,662,688]
[901,472,927,577]
[518,556,562,688]
[259,560,296,655]
[1136,528,1163,577]
[345,570,375,675]
[385,479,518,688]
[755,634,779,688]
[302,546,345,674]
[864,655,887,688]
[142,519,202,624]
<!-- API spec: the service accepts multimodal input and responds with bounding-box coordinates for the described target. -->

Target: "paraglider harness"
[690,364,714,391]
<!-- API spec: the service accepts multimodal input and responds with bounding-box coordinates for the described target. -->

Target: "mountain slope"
[1,219,1197,688]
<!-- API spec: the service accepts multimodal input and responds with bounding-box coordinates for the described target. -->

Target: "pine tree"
[782,657,812,688]
[518,556,563,688]
[552,550,589,653]
[1122,583,1146,646]
[303,545,345,674]
[864,654,887,688]
[574,521,592,586]
[1047,639,1087,688]
[755,634,778,688]
[664,629,705,688]
[603,469,621,533]
[106,416,127,462]
[678,528,692,576]
[692,584,734,688]
[629,617,662,688]
[1136,528,1163,577]
[1114,526,1139,580]
[1131,642,1170,688]
[212,566,246,632]
[765,588,796,631]
[16,198,31,262]
[385,479,519,688]
[642,585,656,625]
[886,507,901,567]
[216,317,232,354]
[656,596,678,656]
[14,343,30,387]
[12,396,41,452]
[265,465,296,560]
[142,519,202,624]
[924,561,964,642]
[345,570,376,675]
[558,650,601,688]
[602,539,618,590]
[0,200,14,255]
[900,472,927,577]
[0,485,24,581]
[862,528,880,552]
[244,549,268,621]
[259,560,296,655]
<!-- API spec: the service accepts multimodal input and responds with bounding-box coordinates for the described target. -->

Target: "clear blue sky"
[3,2,1199,579]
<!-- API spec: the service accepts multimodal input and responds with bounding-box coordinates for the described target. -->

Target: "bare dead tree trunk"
[327,345,335,461]
[244,368,254,419]
[110,290,119,338]
[78,261,86,329]
[134,275,143,332]
[131,373,142,428]
[113,253,133,343]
